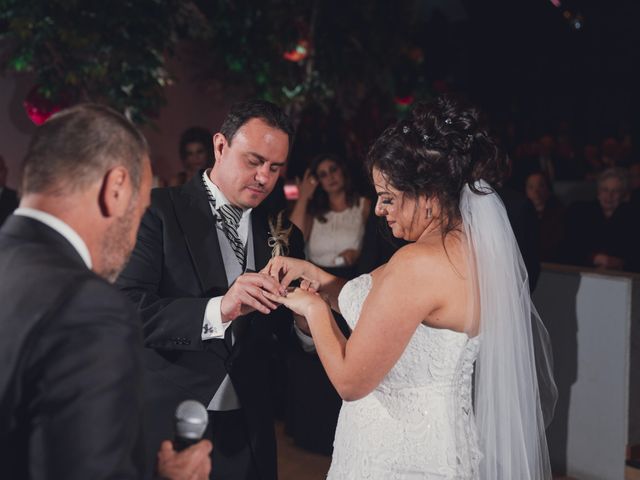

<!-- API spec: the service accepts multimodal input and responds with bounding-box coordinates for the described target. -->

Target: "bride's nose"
[374,199,387,217]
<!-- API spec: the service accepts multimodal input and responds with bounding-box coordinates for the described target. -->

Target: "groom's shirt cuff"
[201,296,232,340]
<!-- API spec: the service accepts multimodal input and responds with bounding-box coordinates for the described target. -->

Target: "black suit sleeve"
[117,205,210,351]
[118,201,306,352]
[26,280,143,480]
[287,220,305,261]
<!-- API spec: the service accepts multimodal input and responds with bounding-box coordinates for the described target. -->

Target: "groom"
[117,99,307,480]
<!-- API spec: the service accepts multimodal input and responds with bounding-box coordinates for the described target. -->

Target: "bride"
[263,96,556,479]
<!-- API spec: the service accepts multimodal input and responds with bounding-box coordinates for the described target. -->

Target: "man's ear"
[98,166,132,218]
[213,133,226,163]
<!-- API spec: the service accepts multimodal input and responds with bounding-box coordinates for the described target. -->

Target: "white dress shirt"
[200,173,313,350]
[200,174,252,340]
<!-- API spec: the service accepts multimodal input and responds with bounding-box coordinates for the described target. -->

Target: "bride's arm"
[268,246,444,401]
[263,256,348,313]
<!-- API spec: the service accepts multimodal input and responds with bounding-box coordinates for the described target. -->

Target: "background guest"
[166,126,213,186]
[496,185,541,290]
[563,167,637,271]
[582,144,603,180]
[290,153,371,274]
[601,137,621,169]
[525,171,565,262]
[0,155,18,226]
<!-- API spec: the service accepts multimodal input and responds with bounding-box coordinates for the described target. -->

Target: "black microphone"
[173,400,208,451]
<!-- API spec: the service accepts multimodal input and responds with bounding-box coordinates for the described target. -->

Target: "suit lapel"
[171,175,229,296]
[171,178,275,350]
[251,207,272,272]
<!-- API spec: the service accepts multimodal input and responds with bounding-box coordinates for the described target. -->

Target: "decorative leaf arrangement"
[0,0,431,126]
[191,0,430,122]
[0,0,206,124]
[268,210,293,258]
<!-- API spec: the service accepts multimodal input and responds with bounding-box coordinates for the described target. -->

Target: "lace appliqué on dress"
[328,274,481,480]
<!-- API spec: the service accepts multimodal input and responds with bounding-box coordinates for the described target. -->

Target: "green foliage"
[196,0,428,120]
[0,0,430,125]
[0,0,200,124]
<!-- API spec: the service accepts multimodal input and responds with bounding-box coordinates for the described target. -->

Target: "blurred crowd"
[506,129,640,272]
[3,121,638,277]
[4,120,637,277]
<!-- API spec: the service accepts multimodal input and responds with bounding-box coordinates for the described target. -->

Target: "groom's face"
[211,118,289,209]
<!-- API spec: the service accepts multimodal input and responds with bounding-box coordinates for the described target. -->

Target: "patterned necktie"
[202,173,247,269]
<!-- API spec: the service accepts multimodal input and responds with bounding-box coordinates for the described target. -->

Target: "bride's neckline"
[354,272,474,339]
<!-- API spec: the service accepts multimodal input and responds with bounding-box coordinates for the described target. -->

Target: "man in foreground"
[0,104,211,479]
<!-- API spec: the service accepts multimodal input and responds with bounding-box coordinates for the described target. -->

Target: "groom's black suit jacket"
[0,215,144,479]
[117,173,304,479]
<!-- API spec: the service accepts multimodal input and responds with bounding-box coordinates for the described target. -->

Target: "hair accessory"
[402,126,410,134]
[444,118,452,125]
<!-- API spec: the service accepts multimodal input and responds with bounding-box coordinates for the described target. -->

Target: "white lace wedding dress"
[327,273,482,480]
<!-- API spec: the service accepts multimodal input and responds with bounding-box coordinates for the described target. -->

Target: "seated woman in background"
[286,153,371,455]
[166,126,213,186]
[291,153,371,276]
[563,167,638,271]
[525,171,565,262]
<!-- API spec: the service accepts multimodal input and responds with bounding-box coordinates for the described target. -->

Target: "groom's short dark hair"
[220,99,294,148]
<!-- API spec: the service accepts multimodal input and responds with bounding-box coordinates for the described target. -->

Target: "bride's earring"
[426,207,433,219]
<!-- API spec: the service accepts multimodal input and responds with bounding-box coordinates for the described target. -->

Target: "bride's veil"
[460,180,557,479]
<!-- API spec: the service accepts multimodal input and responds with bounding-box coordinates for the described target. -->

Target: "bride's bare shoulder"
[389,237,464,272]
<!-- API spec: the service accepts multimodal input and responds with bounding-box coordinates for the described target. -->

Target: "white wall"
[534,267,640,479]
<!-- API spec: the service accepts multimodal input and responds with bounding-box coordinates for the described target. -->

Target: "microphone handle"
[173,436,200,452]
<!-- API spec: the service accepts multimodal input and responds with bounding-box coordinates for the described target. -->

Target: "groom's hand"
[220,273,286,322]
[262,256,319,291]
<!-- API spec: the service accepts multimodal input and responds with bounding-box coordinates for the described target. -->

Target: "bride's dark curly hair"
[366,95,507,237]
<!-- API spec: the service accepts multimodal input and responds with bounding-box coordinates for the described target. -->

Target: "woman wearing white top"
[290,154,371,273]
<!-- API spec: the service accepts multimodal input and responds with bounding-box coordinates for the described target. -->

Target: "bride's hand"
[263,288,326,318]
[261,256,320,291]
